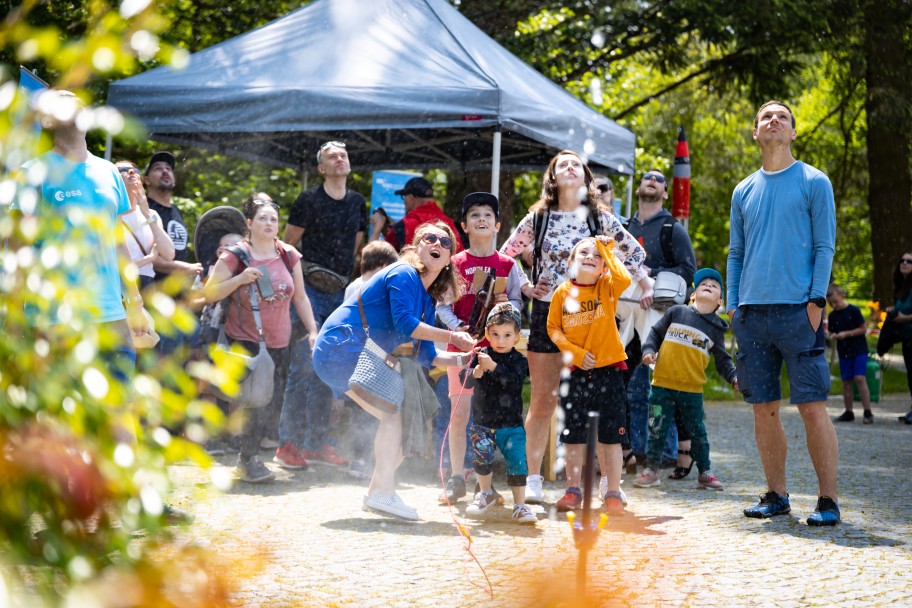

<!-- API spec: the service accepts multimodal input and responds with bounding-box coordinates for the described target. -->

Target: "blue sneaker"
[743,491,791,518]
[807,496,841,526]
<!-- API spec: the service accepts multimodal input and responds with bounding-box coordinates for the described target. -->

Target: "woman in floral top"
[500,150,650,503]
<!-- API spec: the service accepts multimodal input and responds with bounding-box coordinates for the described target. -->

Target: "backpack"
[623,215,688,309]
[199,242,296,344]
[530,204,601,284]
[622,215,677,269]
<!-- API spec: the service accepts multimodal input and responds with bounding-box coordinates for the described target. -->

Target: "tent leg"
[490,129,502,198]
[104,131,112,161]
[625,175,634,219]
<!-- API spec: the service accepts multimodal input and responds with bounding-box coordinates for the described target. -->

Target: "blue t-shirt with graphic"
[14,151,131,324]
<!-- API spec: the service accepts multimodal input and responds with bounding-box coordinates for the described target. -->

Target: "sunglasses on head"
[320,141,346,151]
[421,233,453,249]
[252,198,279,209]
[642,173,666,184]
[901,258,912,265]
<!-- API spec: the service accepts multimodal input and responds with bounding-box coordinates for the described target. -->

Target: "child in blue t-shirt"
[826,284,873,424]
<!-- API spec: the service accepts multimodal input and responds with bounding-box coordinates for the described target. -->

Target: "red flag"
[672,127,691,221]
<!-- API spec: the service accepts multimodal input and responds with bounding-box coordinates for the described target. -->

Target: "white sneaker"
[525,474,544,505]
[512,503,537,524]
[599,476,628,505]
[465,491,498,519]
[362,493,419,521]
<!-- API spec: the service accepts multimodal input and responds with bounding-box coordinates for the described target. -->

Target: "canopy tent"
[107,0,636,195]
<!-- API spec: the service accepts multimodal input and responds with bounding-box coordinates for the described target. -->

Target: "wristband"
[456,354,464,368]
[143,214,158,226]
[124,294,143,305]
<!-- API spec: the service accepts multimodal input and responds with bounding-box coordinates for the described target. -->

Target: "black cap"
[145,151,175,175]
[461,192,499,219]
[394,177,433,197]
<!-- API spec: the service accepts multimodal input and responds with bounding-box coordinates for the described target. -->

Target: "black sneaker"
[743,491,791,518]
[807,496,841,526]
[438,475,467,504]
[834,410,855,422]
[863,410,874,425]
[164,504,195,524]
[899,410,912,424]
[239,455,275,483]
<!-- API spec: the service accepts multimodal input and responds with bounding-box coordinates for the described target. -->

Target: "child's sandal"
[622,452,638,475]
[668,449,693,480]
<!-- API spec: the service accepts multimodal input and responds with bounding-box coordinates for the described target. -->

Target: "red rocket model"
[672,127,691,222]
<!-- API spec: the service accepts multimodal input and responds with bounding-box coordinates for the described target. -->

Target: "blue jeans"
[433,374,474,472]
[278,285,344,450]
[627,364,678,460]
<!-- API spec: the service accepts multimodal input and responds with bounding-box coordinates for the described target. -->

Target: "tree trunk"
[864,0,912,304]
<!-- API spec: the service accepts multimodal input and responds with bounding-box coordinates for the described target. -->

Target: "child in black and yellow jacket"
[633,268,737,491]
[547,235,631,515]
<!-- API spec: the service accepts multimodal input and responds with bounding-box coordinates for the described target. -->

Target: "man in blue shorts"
[727,100,840,526]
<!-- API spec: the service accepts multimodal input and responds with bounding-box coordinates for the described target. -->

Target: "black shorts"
[560,366,627,445]
[526,299,560,354]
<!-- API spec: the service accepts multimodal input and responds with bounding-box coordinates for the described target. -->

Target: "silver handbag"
[211,285,275,408]
[652,271,688,310]
[347,288,404,414]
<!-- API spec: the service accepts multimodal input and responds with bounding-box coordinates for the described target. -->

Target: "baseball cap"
[394,177,433,197]
[145,151,176,175]
[486,302,521,328]
[693,268,724,293]
[461,192,499,220]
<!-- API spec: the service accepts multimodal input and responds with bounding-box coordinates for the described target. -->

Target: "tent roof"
[108,0,635,174]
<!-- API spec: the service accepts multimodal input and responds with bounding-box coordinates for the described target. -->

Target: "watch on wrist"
[809,297,826,309]
[456,354,464,368]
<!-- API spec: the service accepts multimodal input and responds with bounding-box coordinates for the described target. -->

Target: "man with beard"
[624,169,697,477]
[144,151,203,356]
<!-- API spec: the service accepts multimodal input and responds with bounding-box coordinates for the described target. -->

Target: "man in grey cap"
[368,176,463,252]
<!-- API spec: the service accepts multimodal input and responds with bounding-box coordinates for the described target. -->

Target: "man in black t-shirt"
[144,151,203,282]
[143,151,203,357]
[276,141,367,469]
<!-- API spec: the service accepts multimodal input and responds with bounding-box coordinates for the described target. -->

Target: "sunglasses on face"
[901,258,912,265]
[118,166,138,174]
[642,173,667,184]
[596,183,612,193]
[421,233,454,249]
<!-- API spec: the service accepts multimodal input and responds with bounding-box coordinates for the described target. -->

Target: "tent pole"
[625,175,633,219]
[104,131,112,161]
[490,128,502,198]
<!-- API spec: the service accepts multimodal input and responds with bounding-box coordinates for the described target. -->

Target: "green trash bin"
[852,352,881,403]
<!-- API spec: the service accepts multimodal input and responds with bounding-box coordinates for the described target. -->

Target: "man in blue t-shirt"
[12,89,150,374]
[727,100,840,526]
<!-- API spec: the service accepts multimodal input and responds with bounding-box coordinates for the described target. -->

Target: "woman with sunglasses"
[313,221,476,520]
[889,252,912,423]
[204,193,319,483]
[116,161,175,291]
[499,150,650,505]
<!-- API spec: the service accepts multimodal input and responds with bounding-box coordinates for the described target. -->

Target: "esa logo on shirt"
[53,189,83,201]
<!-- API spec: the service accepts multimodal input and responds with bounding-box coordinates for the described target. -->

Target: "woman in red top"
[205,193,318,483]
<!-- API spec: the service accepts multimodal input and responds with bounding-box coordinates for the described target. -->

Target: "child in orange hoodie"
[547,235,631,515]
